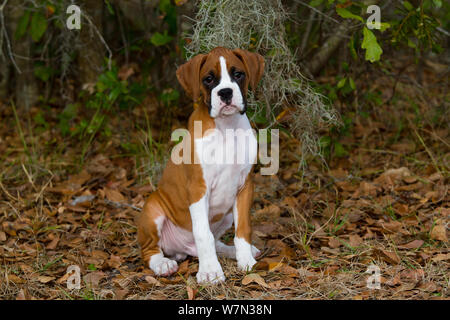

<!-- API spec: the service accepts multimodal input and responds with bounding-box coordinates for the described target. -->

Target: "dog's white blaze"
[210,56,245,118]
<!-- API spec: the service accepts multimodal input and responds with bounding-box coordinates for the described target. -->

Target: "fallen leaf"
[268,280,282,289]
[37,276,55,284]
[398,239,424,249]
[348,234,363,247]
[430,225,448,242]
[114,289,129,300]
[418,281,440,292]
[254,204,281,220]
[56,272,70,284]
[118,65,135,81]
[375,167,412,185]
[46,235,60,250]
[321,246,340,255]
[187,285,197,300]
[401,269,424,281]
[375,249,401,264]
[268,262,299,277]
[2,222,17,236]
[380,220,403,233]
[144,275,162,287]
[8,274,25,284]
[324,265,339,275]
[91,250,109,260]
[16,289,28,300]
[83,272,105,288]
[107,254,122,269]
[328,237,341,249]
[159,276,183,284]
[280,245,296,260]
[177,260,189,275]
[69,194,95,206]
[104,187,126,203]
[431,253,449,262]
[242,273,270,288]
[253,260,269,271]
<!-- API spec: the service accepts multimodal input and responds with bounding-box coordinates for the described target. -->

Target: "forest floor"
[0,58,448,300]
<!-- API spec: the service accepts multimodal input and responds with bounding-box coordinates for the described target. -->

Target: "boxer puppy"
[137,47,264,283]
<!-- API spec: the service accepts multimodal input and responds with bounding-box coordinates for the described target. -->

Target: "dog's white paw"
[237,255,257,272]
[196,260,225,284]
[235,237,258,271]
[149,254,178,276]
[251,245,261,258]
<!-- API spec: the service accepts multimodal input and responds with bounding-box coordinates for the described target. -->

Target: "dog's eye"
[203,74,214,85]
[233,71,245,80]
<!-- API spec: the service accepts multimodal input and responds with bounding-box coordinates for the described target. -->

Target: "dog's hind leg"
[216,241,260,259]
[137,193,178,276]
[214,212,260,259]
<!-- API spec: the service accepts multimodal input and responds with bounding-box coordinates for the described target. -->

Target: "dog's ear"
[176,53,207,102]
[232,48,265,91]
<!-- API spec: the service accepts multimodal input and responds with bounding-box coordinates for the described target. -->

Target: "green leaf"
[336,7,364,22]
[319,135,332,149]
[348,35,358,60]
[337,77,346,89]
[349,77,356,90]
[402,1,414,11]
[309,0,323,7]
[333,142,348,157]
[87,264,97,271]
[15,11,31,40]
[150,31,173,46]
[34,65,53,82]
[378,22,391,32]
[159,0,177,34]
[104,0,115,15]
[432,0,442,8]
[361,27,383,62]
[30,12,48,42]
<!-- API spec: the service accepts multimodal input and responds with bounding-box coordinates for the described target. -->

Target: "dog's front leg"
[190,195,225,283]
[233,177,259,271]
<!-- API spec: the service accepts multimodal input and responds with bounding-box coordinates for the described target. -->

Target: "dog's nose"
[217,88,233,103]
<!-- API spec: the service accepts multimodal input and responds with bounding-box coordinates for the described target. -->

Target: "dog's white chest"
[194,114,257,216]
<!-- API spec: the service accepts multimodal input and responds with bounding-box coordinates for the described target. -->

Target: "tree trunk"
[307,20,351,76]
[0,55,9,101]
[8,0,38,110]
[78,0,105,85]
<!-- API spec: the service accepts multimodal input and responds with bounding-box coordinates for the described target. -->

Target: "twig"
[411,125,442,174]
[419,128,450,148]
[116,4,129,65]
[300,8,316,55]
[103,199,142,212]
[358,147,431,165]
[21,163,37,192]
[436,27,450,37]
[307,20,352,75]
[292,0,340,24]
[82,12,112,71]
[0,180,18,202]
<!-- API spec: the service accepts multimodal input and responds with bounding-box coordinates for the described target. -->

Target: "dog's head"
[176,47,264,118]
